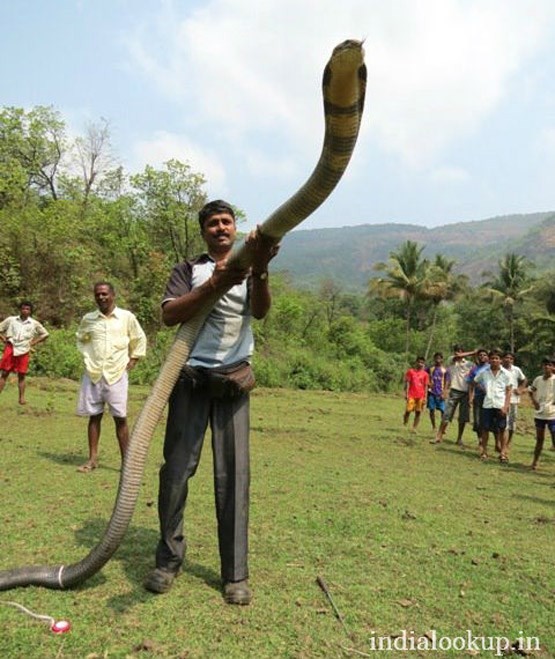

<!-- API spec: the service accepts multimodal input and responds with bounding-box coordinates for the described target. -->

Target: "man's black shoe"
[223,579,252,605]
[144,568,179,594]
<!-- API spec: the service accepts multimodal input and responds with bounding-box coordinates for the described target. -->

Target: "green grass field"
[0,377,553,658]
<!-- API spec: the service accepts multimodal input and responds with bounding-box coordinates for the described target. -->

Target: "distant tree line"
[369,240,555,371]
[1,106,553,391]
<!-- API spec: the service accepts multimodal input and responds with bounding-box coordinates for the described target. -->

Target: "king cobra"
[0,39,366,591]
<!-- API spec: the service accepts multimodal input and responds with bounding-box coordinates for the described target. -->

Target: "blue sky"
[2,0,555,232]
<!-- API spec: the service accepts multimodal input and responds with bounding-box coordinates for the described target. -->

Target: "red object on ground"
[51,620,71,634]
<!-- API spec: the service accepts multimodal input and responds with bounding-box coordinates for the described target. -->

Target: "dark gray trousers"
[155,371,250,583]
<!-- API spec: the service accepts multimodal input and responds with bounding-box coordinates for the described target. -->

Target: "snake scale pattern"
[0,39,366,591]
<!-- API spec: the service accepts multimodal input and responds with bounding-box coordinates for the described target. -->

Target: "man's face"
[19,305,32,319]
[502,354,514,368]
[542,362,554,377]
[434,355,443,366]
[94,285,115,315]
[489,354,501,369]
[415,359,425,370]
[201,212,237,253]
[478,351,489,364]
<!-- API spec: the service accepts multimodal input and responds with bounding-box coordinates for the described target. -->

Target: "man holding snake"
[144,199,279,605]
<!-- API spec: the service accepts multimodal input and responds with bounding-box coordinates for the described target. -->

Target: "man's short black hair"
[502,350,515,358]
[198,200,235,230]
[452,344,463,352]
[489,349,502,358]
[93,281,115,294]
[433,352,443,359]
[19,300,33,313]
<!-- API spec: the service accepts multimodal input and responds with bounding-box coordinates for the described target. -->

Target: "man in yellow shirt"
[0,301,49,405]
[76,282,147,473]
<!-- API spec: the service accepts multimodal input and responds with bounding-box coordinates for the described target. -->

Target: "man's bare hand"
[244,226,280,273]
[210,258,250,291]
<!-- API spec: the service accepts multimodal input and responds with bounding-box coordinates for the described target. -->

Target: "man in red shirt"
[403,356,430,432]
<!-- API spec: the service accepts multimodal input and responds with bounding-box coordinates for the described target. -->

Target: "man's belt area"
[180,361,255,397]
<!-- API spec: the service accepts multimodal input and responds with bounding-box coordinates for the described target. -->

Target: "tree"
[371,240,430,362]
[0,106,66,202]
[73,117,114,204]
[319,279,344,328]
[424,254,468,358]
[517,269,555,366]
[130,159,208,263]
[483,253,534,352]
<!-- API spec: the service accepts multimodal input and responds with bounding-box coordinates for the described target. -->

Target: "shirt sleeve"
[162,262,193,306]
[75,316,90,351]
[530,377,539,393]
[127,313,147,359]
[0,317,11,334]
[33,320,49,339]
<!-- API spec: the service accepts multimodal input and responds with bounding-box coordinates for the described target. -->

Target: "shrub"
[29,326,82,379]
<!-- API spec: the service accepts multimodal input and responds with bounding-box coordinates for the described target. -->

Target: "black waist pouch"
[181,362,255,398]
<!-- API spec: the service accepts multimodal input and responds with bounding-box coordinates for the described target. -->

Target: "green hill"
[272,211,555,290]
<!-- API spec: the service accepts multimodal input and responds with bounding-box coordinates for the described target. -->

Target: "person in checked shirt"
[76,282,147,473]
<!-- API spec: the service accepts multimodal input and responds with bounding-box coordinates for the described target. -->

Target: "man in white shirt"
[474,350,512,462]
[529,357,555,470]
[76,282,147,473]
[432,345,476,446]
[501,351,527,447]
[0,301,49,405]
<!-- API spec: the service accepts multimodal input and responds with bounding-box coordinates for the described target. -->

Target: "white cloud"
[429,166,470,184]
[367,0,555,168]
[131,130,228,193]
[122,0,555,174]
[244,150,300,180]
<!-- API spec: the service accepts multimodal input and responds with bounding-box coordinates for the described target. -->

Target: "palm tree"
[534,271,555,315]
[372,240,430,362]
[520,270,555,360]
[483,253,534,352]
[424,254,468,359]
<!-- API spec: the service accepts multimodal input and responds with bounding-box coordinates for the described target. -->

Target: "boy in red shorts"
[0,301,49,404]
[403,356,430,432]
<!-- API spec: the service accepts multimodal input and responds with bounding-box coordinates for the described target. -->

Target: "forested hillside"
[1,106,554,392]
[274,212,555,290]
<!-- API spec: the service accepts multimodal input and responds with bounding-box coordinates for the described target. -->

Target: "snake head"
[332,39,365,57]
[323,39,367,111]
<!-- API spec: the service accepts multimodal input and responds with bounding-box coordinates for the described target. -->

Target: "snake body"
[0,39,366,591]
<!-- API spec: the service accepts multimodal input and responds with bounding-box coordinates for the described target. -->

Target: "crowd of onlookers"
[2,300,554,475]
[403,347,555,470]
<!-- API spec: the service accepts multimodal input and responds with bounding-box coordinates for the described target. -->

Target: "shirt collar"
[93,305,121,319]
[193,253,214,264]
